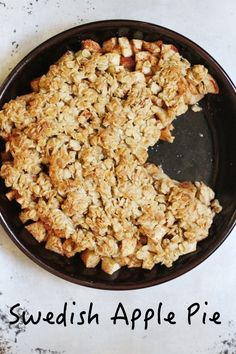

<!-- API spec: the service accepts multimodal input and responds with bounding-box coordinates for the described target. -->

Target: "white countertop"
[0,1,235,353]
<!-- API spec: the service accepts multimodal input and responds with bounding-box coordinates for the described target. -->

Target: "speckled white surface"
[0,1,236,353]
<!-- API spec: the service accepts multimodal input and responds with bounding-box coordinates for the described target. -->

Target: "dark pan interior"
[0,20,235,290]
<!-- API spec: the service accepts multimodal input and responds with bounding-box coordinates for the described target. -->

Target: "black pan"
[0,20,235,290]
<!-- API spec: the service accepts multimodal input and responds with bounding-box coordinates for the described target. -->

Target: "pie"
[0,37,221,274]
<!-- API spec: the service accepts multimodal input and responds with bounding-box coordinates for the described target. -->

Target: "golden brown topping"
[0,37,221,274]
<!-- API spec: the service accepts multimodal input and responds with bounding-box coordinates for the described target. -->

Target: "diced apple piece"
[150,225,167,243]
[160,125,174,143]
[143,40,162,55]
[81,250,100,268]
[106,53,121,66]
[5,190,17,201]
[118,37,133,57]
[131,39,143,52]
[62,239,77,258]
[185,91,204,105]
[127,256,142,268]
[121,238,137,257]
[102,37,117,52]
[180,241,197,255]
[205,74,219,94]
[26,222,47,243]
[150,81,161,94]
[45,236,63,255]
[101,257,120,275]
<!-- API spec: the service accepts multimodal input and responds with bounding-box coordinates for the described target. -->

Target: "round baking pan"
[0,20,235,290]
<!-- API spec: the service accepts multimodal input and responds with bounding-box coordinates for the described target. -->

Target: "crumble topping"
[0,37,221,274]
